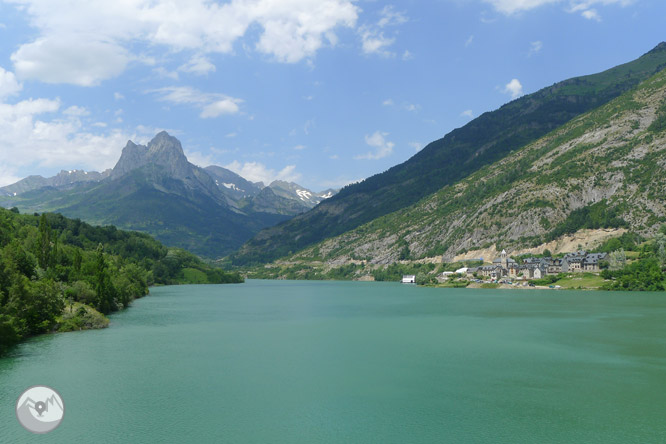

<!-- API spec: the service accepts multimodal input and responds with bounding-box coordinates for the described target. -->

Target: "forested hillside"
[232,42,666,265]
[0,208,242,355]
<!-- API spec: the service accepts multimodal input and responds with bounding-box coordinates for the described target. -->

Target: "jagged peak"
[147,131,186,159]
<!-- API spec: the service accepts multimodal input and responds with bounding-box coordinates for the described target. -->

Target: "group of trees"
[0,208,242,355]
[601,227,666,291]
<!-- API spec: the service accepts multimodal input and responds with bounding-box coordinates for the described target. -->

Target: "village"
[401,250,609,286]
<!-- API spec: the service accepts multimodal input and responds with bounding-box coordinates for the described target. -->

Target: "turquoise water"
[2,280,666,443]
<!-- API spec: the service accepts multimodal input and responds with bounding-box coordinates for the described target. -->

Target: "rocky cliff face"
[110,141,149,178]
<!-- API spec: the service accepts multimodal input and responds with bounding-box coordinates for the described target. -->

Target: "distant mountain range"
[232,42,666,265]
[0,132,336,257]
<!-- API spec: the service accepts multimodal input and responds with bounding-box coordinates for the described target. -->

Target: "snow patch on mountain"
[296,190,312,201]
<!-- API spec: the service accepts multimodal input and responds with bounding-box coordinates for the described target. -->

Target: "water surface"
[1,280,666,443]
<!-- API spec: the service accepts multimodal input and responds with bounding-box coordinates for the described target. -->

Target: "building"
[477,250,607,281]
[582,253,608,272]
[402,275,416,284]
[561,251,608,273]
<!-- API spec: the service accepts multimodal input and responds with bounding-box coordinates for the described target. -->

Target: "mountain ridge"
[282,65,666,265]
[232,42,666,265]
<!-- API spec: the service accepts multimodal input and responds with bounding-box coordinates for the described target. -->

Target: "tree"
[655,233,666,266]
[608,249,626,271]
[37,214,52,269]
[94,245,116,314]
[542,248,552,257]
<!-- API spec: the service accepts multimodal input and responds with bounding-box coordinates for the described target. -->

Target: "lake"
[1,280,666,443]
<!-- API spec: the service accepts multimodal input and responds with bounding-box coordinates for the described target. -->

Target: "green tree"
[655,233,666,266]
[608,249,626,271]
[94,245,116,314]
[37,214,52,269]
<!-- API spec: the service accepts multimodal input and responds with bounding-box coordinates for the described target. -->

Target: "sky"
[0,0,664,190]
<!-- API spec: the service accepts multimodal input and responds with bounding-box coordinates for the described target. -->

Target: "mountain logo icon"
[15,385,65,434]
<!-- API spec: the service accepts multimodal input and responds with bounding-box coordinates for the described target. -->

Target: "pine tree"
[37,214,51,270]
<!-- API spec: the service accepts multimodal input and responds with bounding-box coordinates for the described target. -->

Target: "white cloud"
[503,78,524,99]
[113,92,124,100]
[359,5,408,57]
[293,145,306,151]
[529,40,543,55]
[404,103,419,112]
[377,6,408,28]
[11,36,130,86]
[360,30,395,56]
[0,96,132,185]
[224,160,301,184]
[7,0,359,85]
[154,66,179,80]
[382,99,394,106]
[151,86,242,118]
[483,0,634,17]
[63,105,90,117]
[200,100,240,118]
[461,109,474,118]
[0,66,22,100]
[184,150,214,167]
[402,50,413,61]
[483,0,560,14]
[581,8,601,20]
[355,131,394,160]
[465,35,474,47]
[179,54,216,76]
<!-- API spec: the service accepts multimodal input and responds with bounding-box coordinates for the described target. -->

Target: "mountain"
[0,169,110,196]
[204,165,263,203]
[0,132,335,258]
[232,42,666,265]
[240,181,337,216]
[281,64,666,264]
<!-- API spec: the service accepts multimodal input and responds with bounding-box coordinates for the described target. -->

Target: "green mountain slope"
[232,42,666,265]
[285,67,666,264]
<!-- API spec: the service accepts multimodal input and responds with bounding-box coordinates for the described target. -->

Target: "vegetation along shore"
[0,207,242,356]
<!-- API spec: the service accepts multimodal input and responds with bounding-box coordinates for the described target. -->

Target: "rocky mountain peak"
[147,131,186,161]
[111,132,192,179]
[111,140,149,178]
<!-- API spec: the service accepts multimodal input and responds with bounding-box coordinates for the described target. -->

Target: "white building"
[402,275,416,283]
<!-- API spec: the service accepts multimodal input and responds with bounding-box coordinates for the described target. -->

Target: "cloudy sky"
[0,0,663,189]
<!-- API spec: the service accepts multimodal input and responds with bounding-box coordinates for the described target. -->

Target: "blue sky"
[0,0,664,190]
